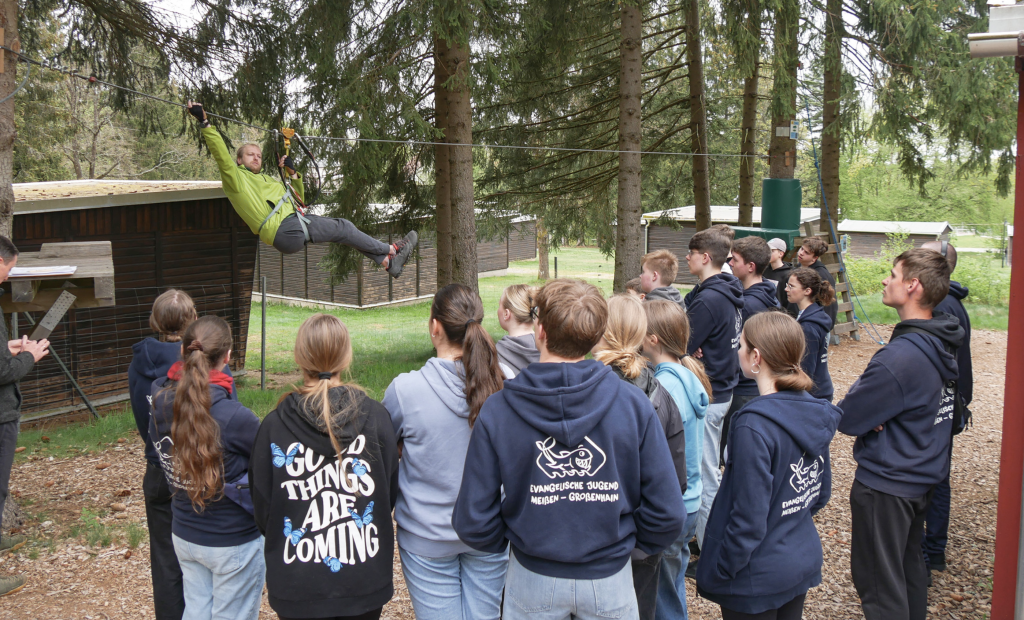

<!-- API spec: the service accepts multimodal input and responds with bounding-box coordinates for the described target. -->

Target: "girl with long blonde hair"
[250,314,399,620]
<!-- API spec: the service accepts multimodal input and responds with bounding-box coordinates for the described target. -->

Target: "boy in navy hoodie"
[682,228,744,549]
[720,236,780,461]
[920,241,973,573]
[453,279,685,620]
[838,248,964,620]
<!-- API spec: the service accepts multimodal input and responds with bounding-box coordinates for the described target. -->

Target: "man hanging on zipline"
[186,101,418,278]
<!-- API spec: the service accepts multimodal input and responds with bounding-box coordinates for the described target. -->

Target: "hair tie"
[465,318,480,329]
[186,340,204,352]
[318,372,333,380]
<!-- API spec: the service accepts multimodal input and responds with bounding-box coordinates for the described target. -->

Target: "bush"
[843,231,913,296]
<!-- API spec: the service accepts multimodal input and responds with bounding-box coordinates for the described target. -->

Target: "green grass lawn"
[850,292,1008,331]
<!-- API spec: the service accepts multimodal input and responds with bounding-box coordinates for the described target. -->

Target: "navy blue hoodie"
[452,360,685,579]
[797,304,834,401]
[150,376,260,547]
[936,281,972,408]
[128,338,237,467]
[684,273,745,401]
[837,313,964,498]
[734,281,782,397]
[697,392,841,614]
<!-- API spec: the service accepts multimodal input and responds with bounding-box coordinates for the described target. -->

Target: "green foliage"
[954,256,1011,306]
[73,509,113,548]
[125,521,146,549]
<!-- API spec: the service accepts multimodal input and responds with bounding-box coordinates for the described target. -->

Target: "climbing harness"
[270,127,320,243]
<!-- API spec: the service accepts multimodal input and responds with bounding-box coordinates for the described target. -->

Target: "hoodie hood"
[276,387,372,457]
[741,392,841,457]
[646,286,685,305]
[799,302,834,333]
[501,359,617,448]
[891,312,963,383]
[131,338,182,379]
[419,357,471,418]
[654,362,709,420]
[496,333,540,374]
[948,281,969,301]
[699,273,744,310]
[744,281,779,311]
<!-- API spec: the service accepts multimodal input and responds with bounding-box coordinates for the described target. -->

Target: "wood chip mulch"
[0,327,1005,619]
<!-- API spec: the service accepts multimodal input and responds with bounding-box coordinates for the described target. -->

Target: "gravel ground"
[0,327,1004,619]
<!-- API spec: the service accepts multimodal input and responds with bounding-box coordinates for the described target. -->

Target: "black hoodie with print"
[250,387,400,618]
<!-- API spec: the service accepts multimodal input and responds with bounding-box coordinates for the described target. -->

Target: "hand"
[186,101,207,123]
[873,424,884,432]
[694,347,703,359]
[22,338,50,363]
[7,338,23,356]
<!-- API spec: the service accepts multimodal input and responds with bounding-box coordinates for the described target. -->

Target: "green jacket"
[202,126,304,246]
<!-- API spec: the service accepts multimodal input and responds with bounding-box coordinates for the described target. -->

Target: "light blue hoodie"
[655,361,709,513]
[384,357,477,557]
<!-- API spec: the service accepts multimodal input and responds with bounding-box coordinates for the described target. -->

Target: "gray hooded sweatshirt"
[495,333,540,376]
[383,358,480,557]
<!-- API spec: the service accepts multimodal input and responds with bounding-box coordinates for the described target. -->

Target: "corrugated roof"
[837,219,952,236]
[642,206,821,224]
[14,180,225,214]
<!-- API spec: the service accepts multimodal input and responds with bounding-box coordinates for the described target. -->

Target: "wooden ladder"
[799,221,860,342]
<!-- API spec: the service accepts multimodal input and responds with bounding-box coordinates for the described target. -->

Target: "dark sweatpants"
[0,420,17,533]
[850,479,933,620]
[273,213,392,265]
[720,593,806,620]
[922,438,955,564]
[144,462,185,620]
[632,552,662,620]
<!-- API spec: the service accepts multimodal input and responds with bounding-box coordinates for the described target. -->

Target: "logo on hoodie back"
[783,454,824,516]
[535,436,607,479]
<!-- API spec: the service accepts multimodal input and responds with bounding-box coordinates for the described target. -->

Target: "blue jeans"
[503,550,639,620]
[172,534,265,620]
[923,439,955,562]
[399,546,508,620]
[697,399,731,546]
[656,511,699,620]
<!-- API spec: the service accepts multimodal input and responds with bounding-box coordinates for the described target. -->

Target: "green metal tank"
[761,178,802,230]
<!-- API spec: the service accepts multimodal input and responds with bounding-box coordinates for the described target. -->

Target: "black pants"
[632,553,662,620]
[273,213,391,264]
[144,461,186,620]
[280,608,382,620]
[850,479,932,620]
[923,438,954,563]
[721,394,756,462]
[720,593,806,620]
[0,420,18,533]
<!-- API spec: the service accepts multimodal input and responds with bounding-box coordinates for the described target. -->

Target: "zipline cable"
[801,98,887,346]
[0,45,770,159]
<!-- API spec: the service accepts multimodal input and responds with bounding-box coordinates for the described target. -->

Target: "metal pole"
[554,256,558,279]
[261,276,267,391]
[992,58,1024,620]
[19,312,98,419]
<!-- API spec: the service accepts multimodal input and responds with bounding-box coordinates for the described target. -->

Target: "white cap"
[767,238,787,252]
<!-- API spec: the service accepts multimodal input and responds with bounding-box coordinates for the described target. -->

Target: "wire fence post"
[261,276,267,391]
[554,256,558,279]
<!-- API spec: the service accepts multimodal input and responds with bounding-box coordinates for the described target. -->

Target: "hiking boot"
[386,231,418,279]
[684,557,698,580]
[0,574,25,597]
[927,552,947,572]
[0,535,26,555]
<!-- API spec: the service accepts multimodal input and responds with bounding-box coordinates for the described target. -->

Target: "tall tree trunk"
[768,0,799,179]
[0,1,18,239]
[737,5,762,227]
[820,0,842,232]
[445,35,478,292]
[434,36,453,287]
[686,0,711,231]
[614,1,642,293]
[537,215,550,280]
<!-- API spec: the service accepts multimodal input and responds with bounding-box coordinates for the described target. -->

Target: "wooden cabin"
[837,220,952,258]
[12,180,257,420]
[642,206,822,285]
[255,213,537,308]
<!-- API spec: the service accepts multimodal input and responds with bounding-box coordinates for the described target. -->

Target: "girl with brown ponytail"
[148,315,264,620]
[786,267,836,401]
[249,314,399,620]
[382,284,509,620]
[695,312,842,620]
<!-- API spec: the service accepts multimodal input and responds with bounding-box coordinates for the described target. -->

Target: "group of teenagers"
[0,217,972,620]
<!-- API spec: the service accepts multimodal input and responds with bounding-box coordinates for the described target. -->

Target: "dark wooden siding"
[508,221,537,261]
[12,197,256,416]
[646,224,699,285]
[477,238,509,273]
[843,232,942,258]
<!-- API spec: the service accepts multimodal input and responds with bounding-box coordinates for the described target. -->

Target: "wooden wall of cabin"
[647,224,699,285]
[508,221,538,261]
[843,232,942,259]
[11,197,256,416]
